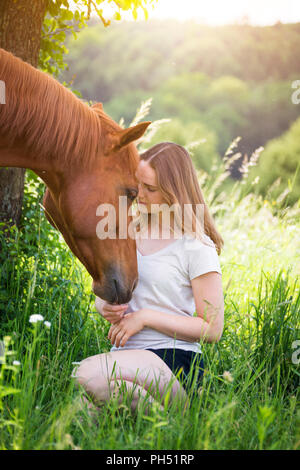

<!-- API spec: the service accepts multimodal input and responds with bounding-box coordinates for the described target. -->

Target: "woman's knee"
[73,355,108,395]
[73,355,142,404]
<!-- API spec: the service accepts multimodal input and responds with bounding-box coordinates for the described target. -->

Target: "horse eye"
[126,189,138,201]
[127,190,138,201]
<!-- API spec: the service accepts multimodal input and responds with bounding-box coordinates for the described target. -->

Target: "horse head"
[43,104,150,304]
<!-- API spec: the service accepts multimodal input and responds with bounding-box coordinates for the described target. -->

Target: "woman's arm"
[108,271,224,347]
[142,271,224,343]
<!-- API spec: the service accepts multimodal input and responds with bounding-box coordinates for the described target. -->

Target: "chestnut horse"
[0,48,150,304]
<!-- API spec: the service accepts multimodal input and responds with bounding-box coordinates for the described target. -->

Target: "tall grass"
[0,135,299,450]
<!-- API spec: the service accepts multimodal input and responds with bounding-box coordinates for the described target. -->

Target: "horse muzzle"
[92,272,138,305]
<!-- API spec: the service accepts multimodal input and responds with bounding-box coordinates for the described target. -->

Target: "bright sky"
[101,0,300,26]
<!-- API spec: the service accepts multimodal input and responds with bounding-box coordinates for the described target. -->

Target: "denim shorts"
[145,348,204,393]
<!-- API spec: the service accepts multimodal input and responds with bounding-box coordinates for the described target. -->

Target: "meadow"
[0,122,299,450]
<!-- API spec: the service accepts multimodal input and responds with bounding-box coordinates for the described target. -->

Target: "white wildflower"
[222,371,234,383]
[44,321,51,328]
[29,314,44,324]
[13,360,21,366]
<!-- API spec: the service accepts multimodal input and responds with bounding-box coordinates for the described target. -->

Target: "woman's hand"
[108,310,146,347]
[95,296,128,324]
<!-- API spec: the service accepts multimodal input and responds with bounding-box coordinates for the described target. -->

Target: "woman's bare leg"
[73,349,188,412]
[79,379,158,415]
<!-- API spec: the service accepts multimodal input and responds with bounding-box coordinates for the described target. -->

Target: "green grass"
[0,158,299,450]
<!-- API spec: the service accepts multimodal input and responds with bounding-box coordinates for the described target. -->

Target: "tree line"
[61,19,300,204]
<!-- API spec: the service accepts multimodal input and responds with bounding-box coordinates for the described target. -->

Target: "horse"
[0,48,151,304]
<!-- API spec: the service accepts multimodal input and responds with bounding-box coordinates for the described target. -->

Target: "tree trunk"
[0,0,46,227]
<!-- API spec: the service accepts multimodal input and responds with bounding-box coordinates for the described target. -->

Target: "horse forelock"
[126,142,140,177]
[92,105,140,175]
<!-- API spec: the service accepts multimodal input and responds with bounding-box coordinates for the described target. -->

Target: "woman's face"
[135,160,166,213]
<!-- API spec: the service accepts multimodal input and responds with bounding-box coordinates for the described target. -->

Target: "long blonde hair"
[133,142,224,255]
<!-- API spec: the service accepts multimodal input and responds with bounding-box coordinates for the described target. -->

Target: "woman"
[74,142,224,412]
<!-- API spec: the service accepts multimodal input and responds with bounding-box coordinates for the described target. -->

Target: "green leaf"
[114,11,122,21]
[0,387,21,398]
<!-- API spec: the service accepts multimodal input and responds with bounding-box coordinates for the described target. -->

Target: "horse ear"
[92,102,103,110]
[104,121,151,156]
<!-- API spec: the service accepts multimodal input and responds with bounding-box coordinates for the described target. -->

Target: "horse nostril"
[111,275,136,304]
[113,278,119,304]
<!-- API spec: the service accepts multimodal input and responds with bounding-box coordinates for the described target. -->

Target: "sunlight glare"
[100,0,300,26]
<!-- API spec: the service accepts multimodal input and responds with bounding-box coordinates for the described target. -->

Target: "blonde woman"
[74,142,224,412]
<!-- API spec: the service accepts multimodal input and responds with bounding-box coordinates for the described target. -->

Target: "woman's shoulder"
[181,232,217,252]
[181,233,222,278]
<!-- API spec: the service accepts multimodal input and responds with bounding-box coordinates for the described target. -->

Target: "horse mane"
[0,48,131,169]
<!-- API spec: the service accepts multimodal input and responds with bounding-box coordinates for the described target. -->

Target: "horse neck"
[0,135,43,169]
[0,139,61,201]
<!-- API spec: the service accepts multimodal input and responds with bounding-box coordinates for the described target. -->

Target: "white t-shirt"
[110,233,222,354]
